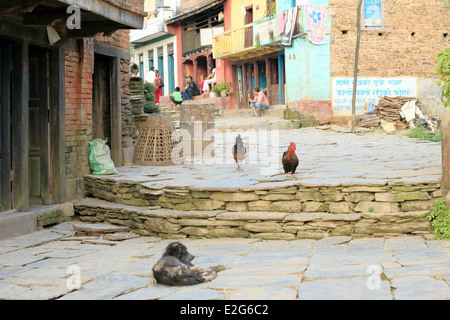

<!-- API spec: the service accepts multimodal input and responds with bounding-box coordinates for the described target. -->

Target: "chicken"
[233,134,246,170]
[282,142,299,174]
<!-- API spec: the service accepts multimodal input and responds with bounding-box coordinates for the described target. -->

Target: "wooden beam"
[0,0,43,14]
[67,22,122,38]
[23,13,67,26]
[56,0,145,29]
[94,41,130,60]
[11,40,29,211]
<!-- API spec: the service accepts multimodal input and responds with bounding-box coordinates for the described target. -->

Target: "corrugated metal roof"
[166,0,225,24]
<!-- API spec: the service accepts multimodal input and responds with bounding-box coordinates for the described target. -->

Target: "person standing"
[154,69,163,105]
[145,66,156,84]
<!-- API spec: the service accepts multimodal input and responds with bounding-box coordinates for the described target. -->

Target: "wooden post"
[351,0,363,134]
[193,59,198,84]
[232,64,240,109]
[242,64,248,108]
[50,47,66,204]
[265,58,272,104]
[111,57,123,167]
[253,61,259,89]
[12,40,29,211]
[248,63,253,100]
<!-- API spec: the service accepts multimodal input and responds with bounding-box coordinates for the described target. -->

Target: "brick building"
[330,0,450,119]
[0,0,145,217]
[210,0,449,121]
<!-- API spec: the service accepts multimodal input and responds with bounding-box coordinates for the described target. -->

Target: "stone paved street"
[0,222,449,300]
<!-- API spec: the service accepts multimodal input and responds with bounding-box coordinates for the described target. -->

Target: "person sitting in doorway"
[198,74,207,94]
[249,87,269,117]
[182,76,200,101]
[202,65,216,96]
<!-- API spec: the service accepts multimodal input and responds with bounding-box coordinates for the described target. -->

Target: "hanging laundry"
[277,11,285,35]
[281,6,298,46]
[305,5,327,45]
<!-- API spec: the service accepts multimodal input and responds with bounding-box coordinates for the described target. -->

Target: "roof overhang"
[0,0,146,38]
[166,0,224,25]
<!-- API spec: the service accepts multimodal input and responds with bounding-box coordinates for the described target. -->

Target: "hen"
[282,142,299,174]
[233,134,246,170]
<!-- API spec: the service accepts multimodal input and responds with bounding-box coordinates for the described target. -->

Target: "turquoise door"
[168,53,175,94]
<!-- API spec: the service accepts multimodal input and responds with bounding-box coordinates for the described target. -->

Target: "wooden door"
[0,43,12,212]
[244,7,253,48]
[28,48,50,205]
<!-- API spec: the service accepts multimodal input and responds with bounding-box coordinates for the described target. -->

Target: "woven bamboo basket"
[133,114,183,165]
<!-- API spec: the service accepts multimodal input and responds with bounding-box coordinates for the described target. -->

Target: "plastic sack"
[88,138,119,175]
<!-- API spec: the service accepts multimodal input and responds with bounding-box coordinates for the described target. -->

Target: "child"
[170,87,183,106]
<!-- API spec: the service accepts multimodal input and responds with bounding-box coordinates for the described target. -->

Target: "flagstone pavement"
[0,222,449,300]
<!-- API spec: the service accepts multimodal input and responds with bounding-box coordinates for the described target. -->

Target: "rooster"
[282,142,299,174]
[233,134,246,170]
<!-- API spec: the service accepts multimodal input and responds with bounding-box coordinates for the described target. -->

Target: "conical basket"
[133,114,183,165]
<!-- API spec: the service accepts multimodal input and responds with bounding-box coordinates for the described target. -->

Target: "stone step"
[215,118,300,132]
[74,197,433,240]
[222,104,287,119]
[0,203,74,241]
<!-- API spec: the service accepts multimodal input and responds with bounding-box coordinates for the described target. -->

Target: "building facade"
[0,0,145,214]
[211,0,449,122]
[131,0,178,96]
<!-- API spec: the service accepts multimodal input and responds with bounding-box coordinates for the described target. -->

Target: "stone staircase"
[73,174,439,240]
[0,203,74,241]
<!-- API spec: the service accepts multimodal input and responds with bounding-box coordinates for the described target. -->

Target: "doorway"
[93,54,112,147]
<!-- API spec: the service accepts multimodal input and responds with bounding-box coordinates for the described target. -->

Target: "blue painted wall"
[278,0,331,106]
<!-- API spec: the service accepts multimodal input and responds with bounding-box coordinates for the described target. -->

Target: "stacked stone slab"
[81,176,440,239]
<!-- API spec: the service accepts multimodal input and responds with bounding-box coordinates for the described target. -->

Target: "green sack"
[88,138,119,175]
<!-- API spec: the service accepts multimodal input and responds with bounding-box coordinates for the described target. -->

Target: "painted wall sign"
[331,77,417,117]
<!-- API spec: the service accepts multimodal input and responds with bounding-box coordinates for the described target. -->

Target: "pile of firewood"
[375,96,422,127]
[356,114,381,128]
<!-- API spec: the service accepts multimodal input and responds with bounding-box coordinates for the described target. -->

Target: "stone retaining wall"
[80,176,441,239]
[84,176,441,214]
[74,199,432,240]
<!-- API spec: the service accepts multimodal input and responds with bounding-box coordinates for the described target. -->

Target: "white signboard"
[200,27,225,46]
[331,77,417,117]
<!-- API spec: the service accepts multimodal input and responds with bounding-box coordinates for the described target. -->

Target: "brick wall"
[104,0,145,15]
[65,31,133,200]
[64,39,95,199]
[330,0,450,77]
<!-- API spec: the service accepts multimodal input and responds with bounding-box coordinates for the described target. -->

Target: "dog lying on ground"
[152,242,226,286]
